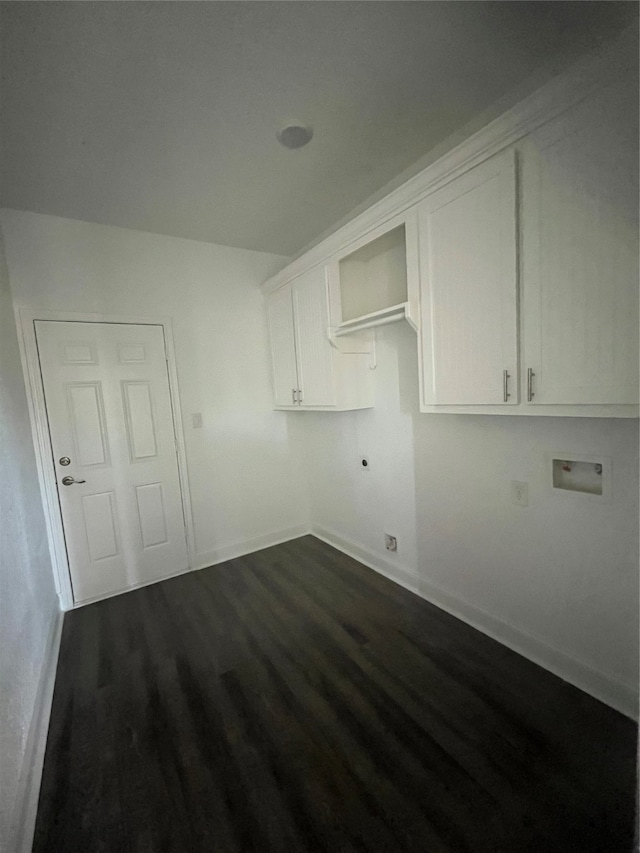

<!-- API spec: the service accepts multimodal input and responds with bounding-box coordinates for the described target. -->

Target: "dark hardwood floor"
[33,536,637,852]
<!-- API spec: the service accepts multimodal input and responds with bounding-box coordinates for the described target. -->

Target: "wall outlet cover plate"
[511,480,529,507]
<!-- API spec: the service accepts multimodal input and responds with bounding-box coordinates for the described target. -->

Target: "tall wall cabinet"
[521,77,638,408]
[263,51,638,419]
[417,149,518,406]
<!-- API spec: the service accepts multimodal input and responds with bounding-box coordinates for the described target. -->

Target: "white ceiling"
[1,2,636,257]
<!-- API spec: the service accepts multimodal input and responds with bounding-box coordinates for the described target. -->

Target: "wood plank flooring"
[33,536,637,852]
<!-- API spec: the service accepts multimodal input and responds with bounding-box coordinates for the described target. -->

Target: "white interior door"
[35,321,189,604]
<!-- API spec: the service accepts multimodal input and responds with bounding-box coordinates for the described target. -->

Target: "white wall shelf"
[332,301,415,337]
[326,209,420,338]
[338,224,407,319]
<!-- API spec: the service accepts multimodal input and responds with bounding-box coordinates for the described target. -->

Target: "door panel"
[118,343,147,363]
[66,382,110,466]
[418,149,518,405]
[82,491,120,562]
[122,381,158,460]
[135,483,168,548]
[61,342,98,364]
[35,321,189,603]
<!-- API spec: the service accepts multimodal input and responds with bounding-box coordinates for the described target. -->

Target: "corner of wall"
[10,612,63,853]
[1,212,63,853]
[312,525,638,721]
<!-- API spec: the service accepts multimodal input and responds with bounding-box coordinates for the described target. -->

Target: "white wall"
[0,228,60,851]
[0,209,309,576]
[296,322,419,582]
[2,209,636,724]
[298,322,639,717]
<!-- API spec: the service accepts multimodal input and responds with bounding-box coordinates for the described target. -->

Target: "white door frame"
[15,307,196,610]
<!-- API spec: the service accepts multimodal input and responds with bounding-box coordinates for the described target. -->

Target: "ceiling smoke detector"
[276,122,313,149]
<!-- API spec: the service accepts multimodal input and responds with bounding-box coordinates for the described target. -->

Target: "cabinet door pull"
[292,388,297,405]
[297,389,303,404]
[527,368,535,402]
[503,369,511,402]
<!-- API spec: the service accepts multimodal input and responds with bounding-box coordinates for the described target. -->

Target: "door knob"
[61,476,86,486]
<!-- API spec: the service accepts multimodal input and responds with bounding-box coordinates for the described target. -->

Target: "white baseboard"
[73,526,313,608]
[312,526,422,594]
[312,525,638,721]
[11,608,63,853]
[73,561,199,608]
[193,524,311,571]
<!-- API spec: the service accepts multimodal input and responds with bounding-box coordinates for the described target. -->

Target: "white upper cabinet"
[521,77,639,407]
[417,149,518,406]
[262,37,638,419]
[417,74,638,417]
[266,284,299,407]
[292,267,336,406]
[265,265,373,411]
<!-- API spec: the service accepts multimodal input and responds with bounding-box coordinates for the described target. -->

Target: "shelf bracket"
[332,302,417,337]
[326,327,377,369]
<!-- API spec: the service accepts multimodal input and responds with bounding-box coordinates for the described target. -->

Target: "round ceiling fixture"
[276,122,313,149]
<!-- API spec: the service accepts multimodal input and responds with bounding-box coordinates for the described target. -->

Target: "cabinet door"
[292,266,336,407]
[418,149,518,405]
[522,78,639,405]
[265,284,299,408]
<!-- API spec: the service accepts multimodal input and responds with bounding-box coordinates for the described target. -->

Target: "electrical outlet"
[360,456,370,471]
[511,480,529,507]
[385,534,397,552]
